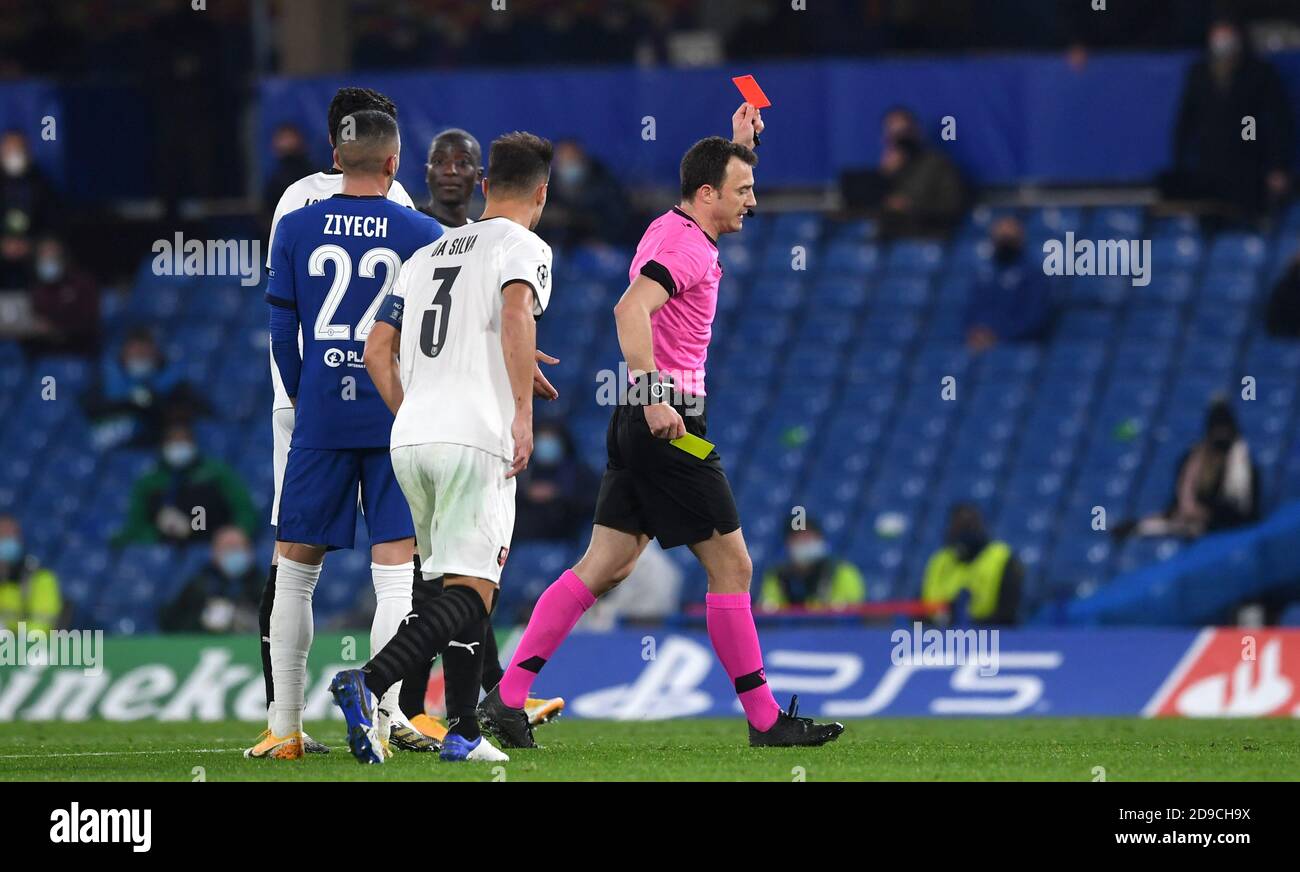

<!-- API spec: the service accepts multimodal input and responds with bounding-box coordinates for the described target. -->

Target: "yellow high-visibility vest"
[0,567,62,633]
[921,542,1011,621]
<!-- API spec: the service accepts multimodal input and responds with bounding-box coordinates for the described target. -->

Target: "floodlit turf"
[0,718,1297,781]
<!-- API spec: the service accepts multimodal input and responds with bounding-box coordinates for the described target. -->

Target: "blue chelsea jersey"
[266,194,442,448]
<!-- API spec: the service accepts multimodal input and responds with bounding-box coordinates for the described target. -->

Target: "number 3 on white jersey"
[308,244,401,341]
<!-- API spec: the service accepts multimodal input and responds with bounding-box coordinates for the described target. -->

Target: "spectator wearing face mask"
[921,503,1023,626]
[160,525,262,633]
[536,138,634,246]
[759,519,866,611]
[114,422,257,546]
[874,106,967,240]
[20,236,100,357]
[261,123,316,220]
[513,420,600,542]
[83,327,207,449]
[1164,18,1295,223]
[964,215,1053,352]
[0,514,62,634]
[1114,398,1259,541]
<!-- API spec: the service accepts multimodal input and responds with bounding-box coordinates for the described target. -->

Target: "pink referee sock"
[499,569,595,708]
[706,591,781,732]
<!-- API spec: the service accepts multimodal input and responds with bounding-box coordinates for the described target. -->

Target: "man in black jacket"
[1167,18,1295,222]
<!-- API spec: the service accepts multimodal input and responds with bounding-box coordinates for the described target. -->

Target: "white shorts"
[270,406,295,526]
[390,442,516,584]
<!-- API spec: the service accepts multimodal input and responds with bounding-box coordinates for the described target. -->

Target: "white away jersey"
[389,217,552,461]
[266,172,416,410]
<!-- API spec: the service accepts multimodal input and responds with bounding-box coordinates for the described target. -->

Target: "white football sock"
[269,556,321,737]
[371,561,414,718]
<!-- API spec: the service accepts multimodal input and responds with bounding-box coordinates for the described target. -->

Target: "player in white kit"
[396,128,566,745]
[331,131,554,763]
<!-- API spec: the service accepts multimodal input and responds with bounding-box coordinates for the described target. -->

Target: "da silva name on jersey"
[429,233,478,256]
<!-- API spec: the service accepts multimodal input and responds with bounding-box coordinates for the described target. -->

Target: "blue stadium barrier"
[1038,502,1300,626]
[255,50,1300,192]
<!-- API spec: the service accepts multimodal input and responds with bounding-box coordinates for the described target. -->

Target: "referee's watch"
[640,370,670,405]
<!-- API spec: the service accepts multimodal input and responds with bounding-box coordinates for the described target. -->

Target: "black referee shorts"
[592,392,741,549]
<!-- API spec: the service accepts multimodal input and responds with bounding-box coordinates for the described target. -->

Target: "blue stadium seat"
[821,239,881,276]
[1142,270,1197,307]
[750,275,806,312]
[567,244,633,280]
[807,275,868,309]
[960,206,1021,238]
[1207,233,1268,271]
[873,275,931,307]
[824,218,876,242]
[885,240,946,276]
[947,238,990,272]
[1026,205,1084,238]
[1150,234,1203,270]
[1087,206,1144,238]
[1114,536,1185,575]
[1200,269,1261,305]
[845,534,907,601]
[1045,535,1114,597]
[771,211,824,243]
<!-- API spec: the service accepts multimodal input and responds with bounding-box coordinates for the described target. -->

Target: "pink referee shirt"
[628,207,722,396]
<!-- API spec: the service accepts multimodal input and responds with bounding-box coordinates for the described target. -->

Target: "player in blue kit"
[248,109,443,759]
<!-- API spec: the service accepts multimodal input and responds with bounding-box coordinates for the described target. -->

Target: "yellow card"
[670,432,715,459]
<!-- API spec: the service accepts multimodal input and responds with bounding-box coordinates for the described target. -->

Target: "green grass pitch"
[1,718,1297,781]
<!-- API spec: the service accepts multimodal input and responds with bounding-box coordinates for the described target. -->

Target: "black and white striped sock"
[363,582,485,699]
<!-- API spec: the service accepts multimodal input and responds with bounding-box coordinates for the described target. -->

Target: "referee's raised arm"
[731,102,764,149]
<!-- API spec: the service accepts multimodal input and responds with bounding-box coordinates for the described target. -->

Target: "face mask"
[949,529,987,559]
[993,241,1023,266]
[1,152,27,177]
[555,162,586,187]
[0,537,20,564]
[124,358,156,379]
[893,134,922,158]
[218,549,253,578]
[36,257,63,283]
[789,538,828,565]
[534,435,564,466]
[1210,34,1240,60]
[163,441,197,468]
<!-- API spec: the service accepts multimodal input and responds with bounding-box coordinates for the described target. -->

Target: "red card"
[731,75,771,109]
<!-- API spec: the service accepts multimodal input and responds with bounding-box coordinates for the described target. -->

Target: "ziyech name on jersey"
[323,213,390,238]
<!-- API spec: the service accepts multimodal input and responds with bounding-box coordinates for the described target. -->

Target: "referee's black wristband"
[629,371,670,406]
